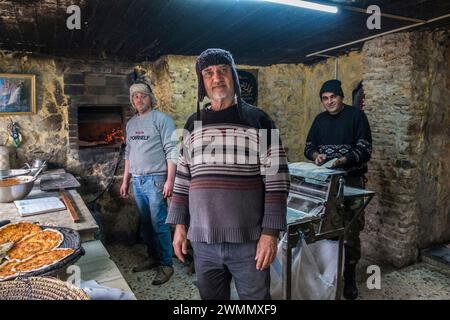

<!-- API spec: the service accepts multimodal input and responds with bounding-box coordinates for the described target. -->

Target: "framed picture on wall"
[237,69,258,106]
[0,74,36,115]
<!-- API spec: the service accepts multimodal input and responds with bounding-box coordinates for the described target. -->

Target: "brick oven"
[67,103,133,161]
[77,105,125,149]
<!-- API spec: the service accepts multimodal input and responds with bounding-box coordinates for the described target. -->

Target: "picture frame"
[0,73,36,115]
[238,69,258,106]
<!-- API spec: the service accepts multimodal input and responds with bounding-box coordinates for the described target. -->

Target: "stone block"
[117,95,131,104]
[76,95,99,105]
[84,74,106,86]
[64,84,84,95]
[105,75,127,87]
[104,86,128,96]
[97,95,118,105]
[85,86,107,95]
[64,73,84,85]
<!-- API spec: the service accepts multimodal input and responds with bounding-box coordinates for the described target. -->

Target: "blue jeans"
[191,241,271,300]
[132,175,173,266]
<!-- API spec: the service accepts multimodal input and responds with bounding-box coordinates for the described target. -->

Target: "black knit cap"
[319,79,344,98]
[195,48,243,120]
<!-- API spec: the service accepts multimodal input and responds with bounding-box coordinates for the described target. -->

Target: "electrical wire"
[87,143,126,205]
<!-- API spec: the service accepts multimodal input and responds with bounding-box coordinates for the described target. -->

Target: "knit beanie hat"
[195,48,243,120]
[129,82,157,108]
[319,79,344,98]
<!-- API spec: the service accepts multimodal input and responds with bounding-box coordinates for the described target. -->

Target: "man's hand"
[255,234,278,270]
[314,154,327,166]
[119,182,129,198]
[163,179,174,198]
[330,156,347,168]
[173,224,188,263]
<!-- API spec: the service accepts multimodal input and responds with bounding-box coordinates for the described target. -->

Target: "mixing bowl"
[0,176,36,203]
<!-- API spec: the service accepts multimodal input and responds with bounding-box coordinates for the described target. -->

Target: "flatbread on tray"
[13,248,75,273]
[0,222,42,246]
[7,229,64,261]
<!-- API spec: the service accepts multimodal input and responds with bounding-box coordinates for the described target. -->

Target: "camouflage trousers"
[340,175,366,265]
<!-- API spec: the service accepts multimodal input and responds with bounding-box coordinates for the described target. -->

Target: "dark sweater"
[166,102,290,243]
[304,105,372,177]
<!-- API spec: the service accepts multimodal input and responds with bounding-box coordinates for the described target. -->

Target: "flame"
[105,128,124,144]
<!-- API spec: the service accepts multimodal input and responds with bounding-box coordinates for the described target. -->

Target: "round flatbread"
[0,222,42,246]
[13,248,75,273]
[0,260,19,280]
[7,229,64,261]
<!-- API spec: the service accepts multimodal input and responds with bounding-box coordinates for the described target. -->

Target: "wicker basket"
[0,276,90,300]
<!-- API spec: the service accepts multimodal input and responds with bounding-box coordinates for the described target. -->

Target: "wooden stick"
[60,189,80,223]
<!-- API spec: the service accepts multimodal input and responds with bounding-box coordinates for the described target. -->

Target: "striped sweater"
[166,102,290,243]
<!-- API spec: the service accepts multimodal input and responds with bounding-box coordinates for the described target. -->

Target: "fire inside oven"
[77,106,125,148]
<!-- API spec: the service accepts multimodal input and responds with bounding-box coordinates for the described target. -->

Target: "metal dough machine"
[281,162,375,300]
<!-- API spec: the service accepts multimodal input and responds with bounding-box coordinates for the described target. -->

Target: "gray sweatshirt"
[124,109,177,175]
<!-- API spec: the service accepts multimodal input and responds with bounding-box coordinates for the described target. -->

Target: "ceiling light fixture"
[263,0,338,14]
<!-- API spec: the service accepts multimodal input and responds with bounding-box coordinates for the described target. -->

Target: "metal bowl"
[0,176,36,203]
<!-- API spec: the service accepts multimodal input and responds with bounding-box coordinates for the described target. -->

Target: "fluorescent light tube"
[263,0,338,13]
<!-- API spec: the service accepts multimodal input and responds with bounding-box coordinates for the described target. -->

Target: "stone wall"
[143,55,198,130]
[257,63,305,161]
[0,53,68,168]
[412,31,450,249]
[362,33,419,267]
[361,30,450,267]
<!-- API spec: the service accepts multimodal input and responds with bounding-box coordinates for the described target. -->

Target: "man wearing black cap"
[166,48,290,300]
[304,79,372,300]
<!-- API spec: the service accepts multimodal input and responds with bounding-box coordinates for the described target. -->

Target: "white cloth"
[80,280,135,300]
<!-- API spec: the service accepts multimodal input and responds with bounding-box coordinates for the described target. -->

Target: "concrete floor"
[106,243,200,300]
[106,243,450,300]
[357,261,450,300]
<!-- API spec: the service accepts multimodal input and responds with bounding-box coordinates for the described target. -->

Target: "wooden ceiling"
[0,0,449,65]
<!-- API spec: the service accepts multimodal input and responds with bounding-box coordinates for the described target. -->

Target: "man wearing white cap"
[120,81,177,285]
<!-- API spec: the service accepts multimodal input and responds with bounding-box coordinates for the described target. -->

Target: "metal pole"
[282,236,292,300]
[342,6,426,23]
[335,233,345,300]
[307,13,450,58]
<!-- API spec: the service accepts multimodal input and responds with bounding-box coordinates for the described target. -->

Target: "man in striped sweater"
[166,49,290,300]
